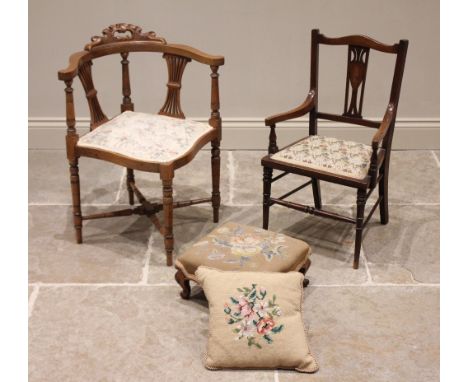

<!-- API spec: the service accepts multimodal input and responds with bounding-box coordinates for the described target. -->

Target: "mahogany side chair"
[57,24,224,266]
[261,29,408,269]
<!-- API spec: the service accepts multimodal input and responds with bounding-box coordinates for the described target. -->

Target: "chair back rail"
[310,29,408,146]
[58,23,224,129]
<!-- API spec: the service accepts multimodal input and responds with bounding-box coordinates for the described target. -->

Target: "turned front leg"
[69,159,83,243]
[354,189,367,269]
[161,176,174,266]
[126,168,135,205]
[262,166,273,230]
[211,139,221,222]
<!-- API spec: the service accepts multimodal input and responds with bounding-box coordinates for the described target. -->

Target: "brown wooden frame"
[58,24,225,266]
[262,29,408,269]
[174,258,312,300]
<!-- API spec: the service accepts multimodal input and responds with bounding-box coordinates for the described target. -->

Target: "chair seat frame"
[262,30,408,269]
[58,24,225,266]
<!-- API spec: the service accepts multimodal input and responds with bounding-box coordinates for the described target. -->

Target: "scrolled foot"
[175,269,191,299]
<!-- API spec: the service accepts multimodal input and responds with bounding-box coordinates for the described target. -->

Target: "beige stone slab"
[279,286,439,381]
[29,150,123,204]
[116,150,230,205]
[231,150,440,206]
[29,286,273,382]
[262,207,368,285]
[148,206,219,284]
[29,205,150,283]
[363,205,439,284]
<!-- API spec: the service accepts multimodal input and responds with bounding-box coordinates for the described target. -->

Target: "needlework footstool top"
[175,222,311,280]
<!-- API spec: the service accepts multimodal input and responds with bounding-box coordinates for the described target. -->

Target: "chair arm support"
[368,103,395,187]
[371,103,395,150]
[58,51,90,81]
[265,90,316,126]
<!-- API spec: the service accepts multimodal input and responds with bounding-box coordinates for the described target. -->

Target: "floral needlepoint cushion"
[195,267,319,373]
[175,222,311,278]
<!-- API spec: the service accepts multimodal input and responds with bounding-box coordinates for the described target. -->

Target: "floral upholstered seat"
[174,222,312,299]
[77,111,214,164]
[270,135,373,180]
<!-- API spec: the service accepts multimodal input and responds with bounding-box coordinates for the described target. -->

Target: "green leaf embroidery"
[271,324,284,333]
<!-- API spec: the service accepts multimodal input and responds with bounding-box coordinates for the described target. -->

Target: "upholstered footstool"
[174,222,312,299]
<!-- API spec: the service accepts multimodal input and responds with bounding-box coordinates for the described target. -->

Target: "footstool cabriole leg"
[299,258,311,288]
[161,171,174,266]
[175,269,191,299]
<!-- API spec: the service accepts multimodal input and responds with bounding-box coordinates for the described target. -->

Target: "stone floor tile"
[29,150,124,205]
[263,207,368,285]
[116,150,230,205]
[279,286,439,381]
[363,205,439,284]
[29,286,273,382]
[231,150,440,206]
[147,206,218,284]
[29,205,150,283]
[386,151,439,204]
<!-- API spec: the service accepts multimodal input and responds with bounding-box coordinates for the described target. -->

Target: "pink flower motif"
[257,318,275,335]
[235,297,254,318]
[253,301,268,317]
[236,320,256,339]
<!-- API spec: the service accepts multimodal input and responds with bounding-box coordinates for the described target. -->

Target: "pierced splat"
[343,45,370,118]
[78,61,108,129]
[159,54,191,119]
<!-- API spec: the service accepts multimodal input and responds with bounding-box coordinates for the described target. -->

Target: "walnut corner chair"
[57,24,224,266]
[262,29,408,269]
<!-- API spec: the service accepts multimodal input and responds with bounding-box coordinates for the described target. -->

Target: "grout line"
[274,370,280,382]
[113,168,126,205]
[28,282,177,287]
[431,150,440,168]
[27,282,438,288]
[227,151,235,205]
[360,248,374,285]
[28,202,130,207]
[28,285,40,318]
[139,232,154,285]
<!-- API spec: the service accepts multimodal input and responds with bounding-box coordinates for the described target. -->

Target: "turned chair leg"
[354,189,367,269]
[69,159,83,243]
[262,166,273,230]
[126,168,135,205]
[379,167,389,225]
[299,258,311,287]
[311,177,322,210]
[161,176,174,266]
[175,269,191,299]
[211,139,221,223]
